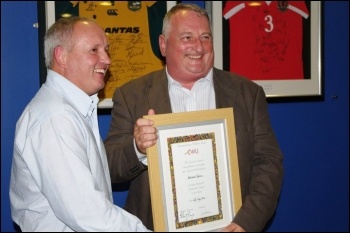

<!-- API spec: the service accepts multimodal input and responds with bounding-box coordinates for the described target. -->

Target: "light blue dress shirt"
[10,70,150,232]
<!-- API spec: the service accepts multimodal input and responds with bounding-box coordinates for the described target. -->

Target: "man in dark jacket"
[105,3,283,232]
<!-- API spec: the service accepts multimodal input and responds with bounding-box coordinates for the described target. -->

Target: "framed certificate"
[144,108,242,232]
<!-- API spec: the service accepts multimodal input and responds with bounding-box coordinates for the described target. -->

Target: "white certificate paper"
[171,137,221,223]
[160,131,227,230]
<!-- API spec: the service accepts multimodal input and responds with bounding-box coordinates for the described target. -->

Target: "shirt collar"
[46,70,99,118]
[165,66,214,88]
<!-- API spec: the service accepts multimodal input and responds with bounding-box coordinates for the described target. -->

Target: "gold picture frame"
[144,108,242,232]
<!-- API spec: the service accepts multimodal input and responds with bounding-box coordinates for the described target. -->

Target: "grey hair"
[44,16,95,69]
[162,3,211,38]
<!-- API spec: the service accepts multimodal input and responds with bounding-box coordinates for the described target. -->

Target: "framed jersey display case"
[38,1,176,108]
[212,1,323,100]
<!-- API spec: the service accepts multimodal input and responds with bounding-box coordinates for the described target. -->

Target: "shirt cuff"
[133,139,148,166]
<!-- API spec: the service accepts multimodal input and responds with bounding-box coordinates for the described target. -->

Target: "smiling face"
[54,21,111,96]
[159,9,214,89]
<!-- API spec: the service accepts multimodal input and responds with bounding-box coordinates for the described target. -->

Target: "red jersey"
[223,1,309,80]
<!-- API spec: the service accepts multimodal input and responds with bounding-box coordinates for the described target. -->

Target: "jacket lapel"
[213,68,237,109]
[146,69,173,114]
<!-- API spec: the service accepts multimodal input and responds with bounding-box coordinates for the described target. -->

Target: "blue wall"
[1,1,349,231]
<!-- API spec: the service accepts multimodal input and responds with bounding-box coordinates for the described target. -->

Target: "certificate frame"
[144,108,242,232]
[211,1,323,100]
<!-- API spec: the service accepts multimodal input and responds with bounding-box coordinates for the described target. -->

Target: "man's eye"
[201,35,212,41]
[181,36,191,41]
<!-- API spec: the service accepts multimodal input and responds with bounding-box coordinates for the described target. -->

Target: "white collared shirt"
[10,70,150,232]
[167,68,216,113]
[137,68,216,165]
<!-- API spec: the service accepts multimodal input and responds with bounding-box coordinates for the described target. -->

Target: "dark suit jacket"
[105,67,283,232]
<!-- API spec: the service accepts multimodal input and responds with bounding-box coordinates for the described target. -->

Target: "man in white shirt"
[10,16,150,232]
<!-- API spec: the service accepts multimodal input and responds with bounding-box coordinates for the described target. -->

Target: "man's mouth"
[187,54,202,59]
[94,68,107,75]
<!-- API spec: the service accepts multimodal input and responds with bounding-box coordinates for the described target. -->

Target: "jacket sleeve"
[104,86,148,183]
[232,85,284,232]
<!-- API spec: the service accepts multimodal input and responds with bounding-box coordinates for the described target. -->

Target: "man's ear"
[159,35,166,57]
[54,46,67,67]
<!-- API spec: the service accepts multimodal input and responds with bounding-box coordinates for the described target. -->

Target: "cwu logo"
[107,9,118,16]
